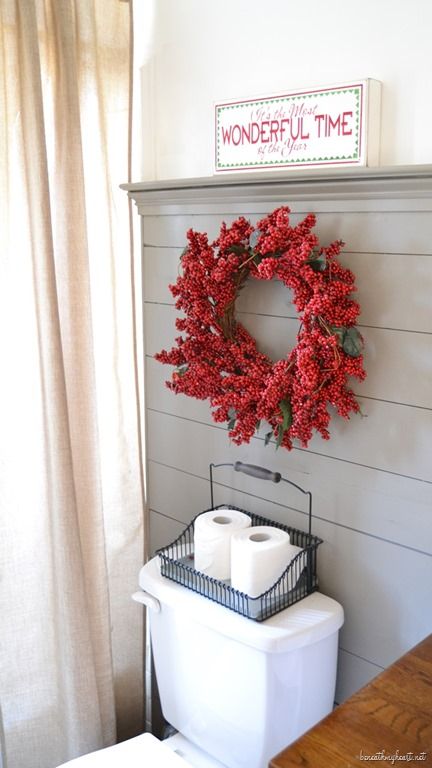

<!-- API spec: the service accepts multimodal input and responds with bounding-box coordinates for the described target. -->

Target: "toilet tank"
[139,557,344,768]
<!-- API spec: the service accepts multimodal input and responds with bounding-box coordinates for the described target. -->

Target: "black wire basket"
[156,462,323,622]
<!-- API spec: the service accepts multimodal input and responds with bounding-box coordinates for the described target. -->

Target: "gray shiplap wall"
[124,167,432,704]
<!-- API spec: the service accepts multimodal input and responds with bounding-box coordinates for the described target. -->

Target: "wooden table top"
[270,634,432,768]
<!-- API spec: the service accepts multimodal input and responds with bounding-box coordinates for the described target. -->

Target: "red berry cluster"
[155,207,366,451]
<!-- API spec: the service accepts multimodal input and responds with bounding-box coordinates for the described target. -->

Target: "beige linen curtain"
[0,2,145,767]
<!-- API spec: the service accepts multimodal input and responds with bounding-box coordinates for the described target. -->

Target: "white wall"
[137,0,432,179]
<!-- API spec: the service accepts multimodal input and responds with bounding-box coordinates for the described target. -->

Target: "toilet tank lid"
[138,557,344,654]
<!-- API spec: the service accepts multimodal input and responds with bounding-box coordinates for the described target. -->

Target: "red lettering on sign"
[221,126,232,144]
[314,114,326,137]
[260,121,270,143]
[270,120,280,142]
[314,112,353,138]
[231,125,241,145]
[300,118,310,140]
[328,114,341,135]
[280,119,289,139]
[251,123,261,143]
[342,111,353,135]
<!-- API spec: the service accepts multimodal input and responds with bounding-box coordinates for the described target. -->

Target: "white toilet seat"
[56,732,192,767]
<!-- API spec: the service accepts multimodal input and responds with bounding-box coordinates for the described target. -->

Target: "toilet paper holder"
[156,462,322,622]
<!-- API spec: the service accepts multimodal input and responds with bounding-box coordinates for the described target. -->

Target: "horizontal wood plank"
[147,457,432,556]
[145,352,432,482]
[133,197,432,217]
[143,211,432,254]
[143,247,432,334]
[144,303,432,408]
[149,460,432,555]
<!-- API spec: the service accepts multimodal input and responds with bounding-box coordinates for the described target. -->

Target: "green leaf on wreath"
[306,247,326,272]
[176,364,188,376]
[180,246,188,260]
[276,398,292,449]
[264,431,273,447]
[329,325,346,344]
[227,418,236,431]
[280,398,293,430]
[342,327,364,357]
[308,257,326,272]
[227,244,248,256]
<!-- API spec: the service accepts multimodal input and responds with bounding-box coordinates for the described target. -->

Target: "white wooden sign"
[215,80,381,172]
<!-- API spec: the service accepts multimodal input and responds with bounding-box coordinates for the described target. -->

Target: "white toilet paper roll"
[193,508,251,580]
[230,525,298,597]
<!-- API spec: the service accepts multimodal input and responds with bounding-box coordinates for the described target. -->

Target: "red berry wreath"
[155,206,365,451]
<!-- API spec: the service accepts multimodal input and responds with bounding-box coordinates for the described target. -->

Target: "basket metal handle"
[209,462,313,535]
[234,461,281,483]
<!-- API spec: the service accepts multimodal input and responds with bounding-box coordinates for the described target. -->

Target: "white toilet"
[59,555,343,768]
[134,556,344,768]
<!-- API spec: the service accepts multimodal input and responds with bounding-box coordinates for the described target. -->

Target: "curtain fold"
[0,2,145,767]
